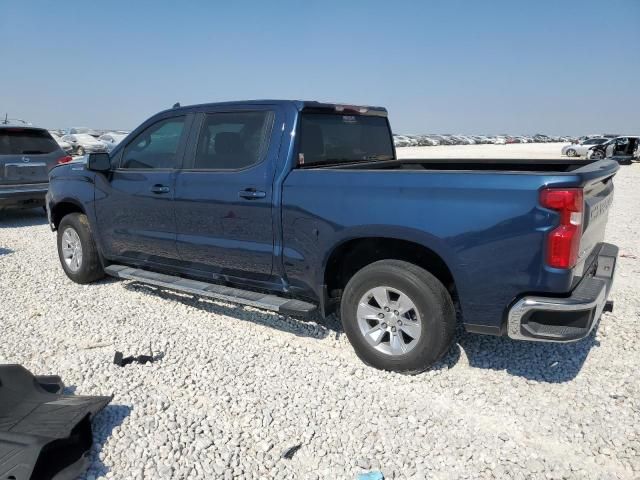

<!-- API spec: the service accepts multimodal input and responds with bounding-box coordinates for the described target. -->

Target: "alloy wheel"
[61,227,83,272]
[356,286,422,356]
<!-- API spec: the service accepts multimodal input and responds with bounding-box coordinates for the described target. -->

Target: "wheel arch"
[321,234,461,317]
[50,199,86,230]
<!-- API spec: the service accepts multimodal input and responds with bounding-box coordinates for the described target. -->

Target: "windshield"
[298,113,394,166]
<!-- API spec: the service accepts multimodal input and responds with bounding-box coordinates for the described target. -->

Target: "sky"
[1,0,638,135]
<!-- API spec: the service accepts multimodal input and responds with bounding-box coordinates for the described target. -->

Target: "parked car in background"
[61,133,108,156]
[0,126,71,210]
[405,136,420,146]
[474,135,494,144]
[50,133,74,154]
[494,136,507,145]
[533,134,552,143]
[562,137,608,157]
[65,127,101,138]
[429,134,453,145]
[99,133,128,152]
[47,99,619,373]
[453,135,467,144]
[393,135,409,147]
[587,136,640,163]
[415,135,439,146]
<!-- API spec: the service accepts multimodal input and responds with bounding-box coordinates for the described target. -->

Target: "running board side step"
[104,265,317,317]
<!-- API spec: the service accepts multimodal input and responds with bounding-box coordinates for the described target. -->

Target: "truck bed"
[282,158,618,332]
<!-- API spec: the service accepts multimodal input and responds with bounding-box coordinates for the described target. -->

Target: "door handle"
[238,189,266,200]
[150,184,170,194]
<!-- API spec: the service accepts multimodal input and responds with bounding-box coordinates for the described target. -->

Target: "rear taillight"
[57,155,72,164]
[540,188,584,269]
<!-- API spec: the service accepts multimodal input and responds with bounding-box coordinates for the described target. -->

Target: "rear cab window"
[0,128,59,155]
[297,113,394,167]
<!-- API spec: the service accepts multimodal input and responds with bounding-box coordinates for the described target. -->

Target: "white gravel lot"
[0,147,639,479]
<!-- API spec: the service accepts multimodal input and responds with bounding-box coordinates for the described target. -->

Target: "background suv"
[0,126,70,210]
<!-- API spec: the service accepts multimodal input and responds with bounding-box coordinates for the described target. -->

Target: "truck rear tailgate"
[571,160,618,281]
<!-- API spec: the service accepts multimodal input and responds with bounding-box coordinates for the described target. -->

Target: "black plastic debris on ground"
[0,364,112,480]
[113,351,155,367]
[113,345,163,368]
[281,444,302,460]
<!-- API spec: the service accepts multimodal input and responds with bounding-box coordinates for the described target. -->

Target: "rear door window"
[193,111,274,170]
[0,129,59,155]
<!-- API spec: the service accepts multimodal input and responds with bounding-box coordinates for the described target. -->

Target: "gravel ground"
[1,152,639,479]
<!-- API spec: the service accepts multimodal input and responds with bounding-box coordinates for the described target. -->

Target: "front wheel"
[76,146,85,156]
[340,260,455,374]
[591,150,605,160]
[57,213,104,284]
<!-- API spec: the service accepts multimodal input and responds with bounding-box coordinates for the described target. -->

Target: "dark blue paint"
[94,169,180,263]
[172,106,287,282]
[46,100,618,335]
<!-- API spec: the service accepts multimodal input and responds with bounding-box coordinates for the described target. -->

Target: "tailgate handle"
[239,189,266,200]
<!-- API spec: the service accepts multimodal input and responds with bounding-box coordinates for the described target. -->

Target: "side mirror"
[86,152,111,172]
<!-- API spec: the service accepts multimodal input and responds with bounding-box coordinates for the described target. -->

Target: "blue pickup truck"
[46,100,619,373]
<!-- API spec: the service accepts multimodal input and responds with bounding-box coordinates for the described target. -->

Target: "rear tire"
[57,213,104,284]
[566,148,577,157]
[340,260,455,374]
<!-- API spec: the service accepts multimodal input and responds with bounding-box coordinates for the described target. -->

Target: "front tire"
[76,146,85,156]
[57,213,104,284]
[340,260,455,374]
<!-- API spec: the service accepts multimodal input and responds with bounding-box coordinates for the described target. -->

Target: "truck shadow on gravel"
[123,282,340,340]
[451,325,600,382]
[120,281,598,382]
[79,404,133,480]
[0,208,48,228]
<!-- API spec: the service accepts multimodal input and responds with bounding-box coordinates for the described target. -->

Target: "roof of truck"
[166,100,388,116]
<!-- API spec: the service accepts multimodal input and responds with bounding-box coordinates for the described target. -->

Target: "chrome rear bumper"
[507,243,617,342]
